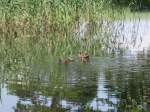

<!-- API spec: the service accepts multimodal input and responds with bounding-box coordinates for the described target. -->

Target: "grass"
[0,1,148,112]
[0,0,131,59]
[0,1,147,73]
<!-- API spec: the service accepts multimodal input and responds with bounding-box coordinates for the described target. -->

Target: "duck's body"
[78,52,89,63]
[58,53,89,64]
[59,58,74,64]
[63,58,72,64]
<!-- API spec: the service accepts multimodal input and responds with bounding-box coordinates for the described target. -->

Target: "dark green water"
[0,20,150,112]
[0,50,150,112]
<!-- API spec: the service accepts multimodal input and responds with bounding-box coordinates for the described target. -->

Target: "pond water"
[0,20,150,112]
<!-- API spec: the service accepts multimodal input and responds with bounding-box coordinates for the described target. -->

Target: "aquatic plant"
[0,0,130,58]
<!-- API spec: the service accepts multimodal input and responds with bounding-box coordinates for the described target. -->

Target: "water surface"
[0,20,150,112]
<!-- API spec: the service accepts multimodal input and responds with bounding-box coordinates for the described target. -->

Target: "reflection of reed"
[0,84,1,103]
[2,55,99,111]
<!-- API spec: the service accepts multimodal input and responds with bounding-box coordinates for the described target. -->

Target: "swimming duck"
[59,57,74,64]
[63,58,73,64]
[78,52,89,63]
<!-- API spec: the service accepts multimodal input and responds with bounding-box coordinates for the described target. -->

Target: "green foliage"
[0,0,127,57]
[112,0,150,11]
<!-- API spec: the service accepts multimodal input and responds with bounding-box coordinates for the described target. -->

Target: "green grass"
[0,0,142,59]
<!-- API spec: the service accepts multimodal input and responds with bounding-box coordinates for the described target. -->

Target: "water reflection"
[0,50,150,112]
[76,19,150,55]
[117,20,150,52]
[0,20,150,112]
[0,59,99,112]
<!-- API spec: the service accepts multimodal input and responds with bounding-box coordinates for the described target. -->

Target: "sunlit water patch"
[77,19,150,55]
[118,20,150,52]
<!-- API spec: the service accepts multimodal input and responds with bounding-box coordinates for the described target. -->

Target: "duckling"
[63,58,71,64]
[59,57,74,64]
[78,52,89,63]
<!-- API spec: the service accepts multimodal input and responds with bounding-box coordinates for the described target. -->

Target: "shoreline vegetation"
[0,1,150,112]
[0,0,149,60]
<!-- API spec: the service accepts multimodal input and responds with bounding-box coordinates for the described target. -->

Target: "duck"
[59,57,74,64]
[78,52,89,63]
[63,58,73,64]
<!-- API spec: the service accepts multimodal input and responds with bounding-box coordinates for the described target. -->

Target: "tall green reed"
[0,0,128,58]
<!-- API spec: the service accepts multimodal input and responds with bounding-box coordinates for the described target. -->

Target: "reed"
[0,0,132,58]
